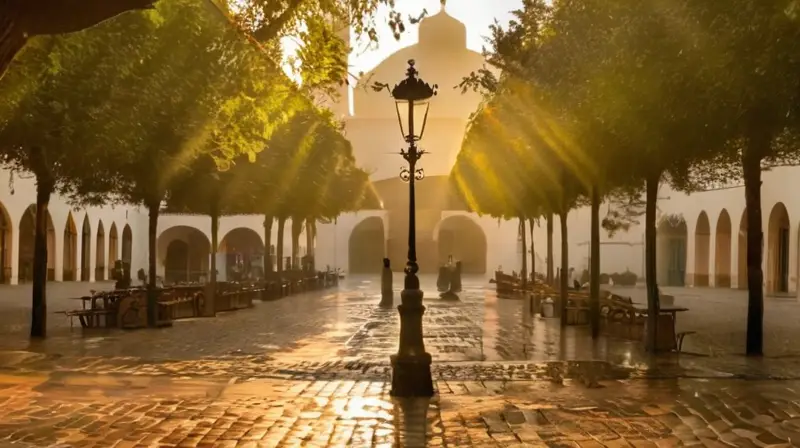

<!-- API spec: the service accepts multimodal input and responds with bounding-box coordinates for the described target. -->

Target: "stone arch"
[694,211,711,287]
[436,215,487,274]
[0,200,10,284]
[17,205,55,283]
[219,227,265,280]
[121,224,132,266]
[737,208,748,289]
[95,221,106,281]
[656,216,688,286]
[108,223,119,278]
[714,209,732,287]
[349,217,385,274]
[80,215,91,281]
[767,202,790,294]
[63,213,78,281]
[157,225,210,284]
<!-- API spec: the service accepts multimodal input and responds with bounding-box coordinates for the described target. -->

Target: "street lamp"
[387,59,437,397]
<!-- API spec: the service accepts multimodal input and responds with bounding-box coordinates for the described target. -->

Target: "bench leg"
[677,334,688,352]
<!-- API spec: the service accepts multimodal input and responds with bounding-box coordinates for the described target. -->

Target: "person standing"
[380,258,393,307]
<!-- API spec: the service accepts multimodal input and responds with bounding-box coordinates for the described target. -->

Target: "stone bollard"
[379,258,393,307]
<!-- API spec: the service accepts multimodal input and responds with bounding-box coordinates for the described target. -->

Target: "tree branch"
[251,0,304,42]
[18,0,157,36]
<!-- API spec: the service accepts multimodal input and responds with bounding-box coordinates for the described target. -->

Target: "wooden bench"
[64,309,116,328]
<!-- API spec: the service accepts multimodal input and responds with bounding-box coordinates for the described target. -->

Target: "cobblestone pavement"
[1,371,800,446]
[1,280,800,445]
[0,278,800,379]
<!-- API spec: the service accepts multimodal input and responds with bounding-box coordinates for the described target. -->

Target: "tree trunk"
[291,218,303,270]
[30,174,54,338]
[529,218,535,282]
[276,217,285,278]
[520,217,527,290]
[264,215,273,274]
[644,171,661,351]
[559,211,568,326]
[207,211,219,317]
[590,186,601,339]
[306,218,316,271]
[546,213,554,286]
[146,201,159,327]
[743,134,767,356]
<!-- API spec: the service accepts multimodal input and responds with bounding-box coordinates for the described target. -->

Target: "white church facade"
[0,10,796,298]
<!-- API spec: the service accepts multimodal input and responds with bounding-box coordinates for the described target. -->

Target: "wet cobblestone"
[0,372,799,446]
[1,279,800,445]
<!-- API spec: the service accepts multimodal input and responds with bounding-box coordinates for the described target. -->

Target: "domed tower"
[418,3,467,52]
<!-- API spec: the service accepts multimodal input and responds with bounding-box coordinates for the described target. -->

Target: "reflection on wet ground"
[2,371,800,446]
[1,276,642,362]
[0,276,797,383]
[1,278,800,445]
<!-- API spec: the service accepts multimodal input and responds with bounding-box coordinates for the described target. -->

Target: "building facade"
[0,9,794,298]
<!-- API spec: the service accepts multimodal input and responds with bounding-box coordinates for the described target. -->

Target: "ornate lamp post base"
[390,352,434,397]
[390,286,434,397]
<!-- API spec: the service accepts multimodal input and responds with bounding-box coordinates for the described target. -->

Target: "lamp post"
[386,59,437,397]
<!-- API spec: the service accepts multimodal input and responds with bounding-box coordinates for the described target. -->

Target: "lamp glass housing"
[394,99,431,142]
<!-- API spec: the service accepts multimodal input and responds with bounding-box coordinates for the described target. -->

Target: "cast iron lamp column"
[381,60,437,397]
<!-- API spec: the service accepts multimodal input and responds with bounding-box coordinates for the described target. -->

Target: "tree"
[452,86,573,296]
[0,9,164,337]
[96,0,294,326]
[471,0,737,349]
[681,1,800,356]
[252,106,377,277]
[165,78,302,314]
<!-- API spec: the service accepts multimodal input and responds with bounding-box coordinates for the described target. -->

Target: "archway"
[157,226,210,284]
[348,217,385,274]
[164,240,190,284]
[121,224,132,267]
[17,206,56,283]
[694,211,711,287]
[714,209,732,287]
[108,223,118,279]
[80,215,91,281]
[737,208,748,289]
[219,228,265,280]
[656,216,688,286]
[95,221,106,281]
[436,215,487,274]
[63,213,78,281]
[767,202,790,294]
[0,201,10,284]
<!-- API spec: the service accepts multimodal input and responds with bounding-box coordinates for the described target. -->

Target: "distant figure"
[437,265,450,292]
[380,258,393,307]
[451,261,462,293]
[437,254,454,293]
